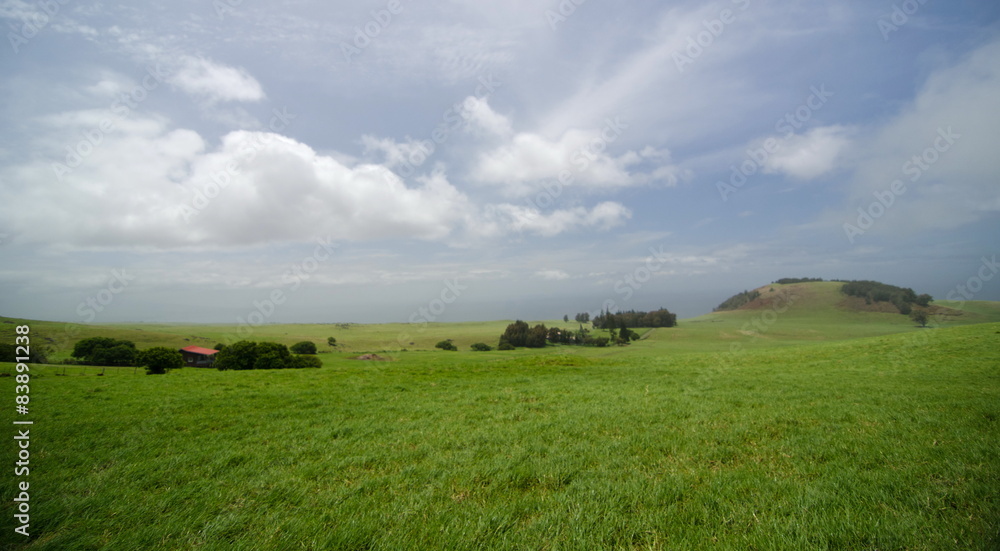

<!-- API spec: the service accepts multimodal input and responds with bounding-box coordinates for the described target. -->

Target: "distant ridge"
[713,280,991,322]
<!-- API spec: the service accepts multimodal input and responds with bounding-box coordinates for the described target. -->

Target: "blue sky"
[0,0,998,325]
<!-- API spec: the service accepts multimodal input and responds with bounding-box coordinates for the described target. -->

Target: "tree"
[563,314,569,323]
[213,343,227,353]
[254,342,292,369]
[214,341,258,371]
[435,339,458,351]
[910,309,930,328]
[501,320,531,347]
[290,341,317,354]
[574,312,590,323]
[0,343,50,364]
[471,342,493,351]
[526,324,548,348]
[71,337,136,365]
[915,294,933,307]
[91,344,137,367]
[292,355,323,368]
[136,347,183,375]
[327,337,337,348]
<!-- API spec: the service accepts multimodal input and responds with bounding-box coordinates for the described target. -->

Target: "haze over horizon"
[1,0,998,325]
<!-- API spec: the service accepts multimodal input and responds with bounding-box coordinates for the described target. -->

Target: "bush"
[497,341,515,351]
[71,337,136,366]
[136,347,184,375]
[214,341,258,371]
[435,340,458,351]
[290,341,318,354]
[470,343,493,352]
[293,355,323,368]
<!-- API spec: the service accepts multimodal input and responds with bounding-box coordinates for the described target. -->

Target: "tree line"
[714,290,761,311]
[841,280,931,315]
[590,308,677,329]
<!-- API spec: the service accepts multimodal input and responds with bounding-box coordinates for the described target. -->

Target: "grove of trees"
[714,290,761,311]
[71,337,137,366]
[591,308,677,329]
[841,280,932,315]
[214,341,322,370]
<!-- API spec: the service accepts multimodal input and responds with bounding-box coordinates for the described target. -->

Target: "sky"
[0,0,998,327]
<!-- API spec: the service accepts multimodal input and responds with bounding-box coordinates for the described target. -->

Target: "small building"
[179,346,219,367]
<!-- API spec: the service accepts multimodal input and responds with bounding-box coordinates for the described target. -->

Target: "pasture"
[2,307,999,549]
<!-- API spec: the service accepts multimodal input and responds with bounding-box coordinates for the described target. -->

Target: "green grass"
[2,319,999,550]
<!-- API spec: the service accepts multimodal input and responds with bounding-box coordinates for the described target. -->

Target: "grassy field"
[2,292,999,549]
[6,282,998,362]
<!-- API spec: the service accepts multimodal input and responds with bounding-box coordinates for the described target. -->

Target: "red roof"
[179,346,219,356]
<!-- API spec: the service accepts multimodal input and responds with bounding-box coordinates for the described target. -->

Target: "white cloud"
[826,38,1000,235]
[534,269,570,281]
[763,125,852,180]
[360,135,433,170]
[469,104,678,196]
[480,201,632,237]
[461,96,512,138]
[170,56,265,104]
[0,109,637,249]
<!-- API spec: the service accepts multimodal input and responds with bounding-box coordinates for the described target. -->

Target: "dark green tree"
[327,337,337,348]
[470,342,493,351]
[292,355,323,368]
[136,347,184,375]
[526,324,548,348]
[290,341,317,354]
[435,339,458,351]
[910,309,930,328]
[501,320,531,347]
[254,342,292,369]
[214,340,258,371]
[71,337,136,365]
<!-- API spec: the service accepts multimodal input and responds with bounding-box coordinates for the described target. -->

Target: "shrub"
[214,341,258,371]
[290,341,318,354]
[435,340,458,351]
[71,337,136,366]
[497,341,515,351]
[136,347,184,375]
[293,355,323,368]
[470,343,493,352]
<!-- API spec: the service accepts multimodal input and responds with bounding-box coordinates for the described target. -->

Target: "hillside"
[664,281,1000,354]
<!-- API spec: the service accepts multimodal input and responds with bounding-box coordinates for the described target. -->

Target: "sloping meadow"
[2,323,998,549]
